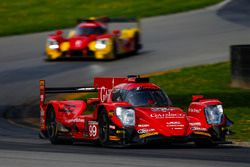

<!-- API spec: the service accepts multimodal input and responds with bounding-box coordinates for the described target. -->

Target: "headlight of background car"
[205,104,223,124]
[47,39,59,49]
[115,107,135,127]
[95,38,109,50]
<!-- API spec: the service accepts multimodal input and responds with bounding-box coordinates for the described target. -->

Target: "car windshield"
[75,27,106,36]
[124,88,171,107]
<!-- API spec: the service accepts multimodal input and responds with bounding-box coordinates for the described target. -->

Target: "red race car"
[39,75,233,146]
[45,17,142,60]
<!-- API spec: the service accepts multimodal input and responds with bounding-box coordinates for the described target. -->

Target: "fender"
[188,95,225,128]
[46,100,86,127]
[120,28,139,39]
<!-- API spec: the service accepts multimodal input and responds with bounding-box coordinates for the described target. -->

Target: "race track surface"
[0,0,250,166]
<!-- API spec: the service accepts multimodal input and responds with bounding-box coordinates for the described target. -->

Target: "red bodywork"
[39,76,232,146]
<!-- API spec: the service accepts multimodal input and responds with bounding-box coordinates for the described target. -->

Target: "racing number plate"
[88,121,99,140]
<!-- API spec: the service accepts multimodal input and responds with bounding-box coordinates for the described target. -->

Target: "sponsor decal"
[137,128,155,134]
[166,121,184,127]
[138,124,150,128]
[59,104,76,112]
[88,121,98,125]
[116,130,125,134]
[188,108,201,113]
[150,112,185,119]
[151,107,176,112]
[75,40,82,47]
[66,118,85,123]
[139,132,159,139]
[166,121,181,125]
[100,86,111,102]
[40,80,45,86]
[40,95,44,102]
[173,127,183,130]
[189,122,201,126]
[193,131,211,137]
[109,136,120,141]
[40,110,45,117]
[190,127,207,131]
[109,125,116,130]
[109,111,114,117]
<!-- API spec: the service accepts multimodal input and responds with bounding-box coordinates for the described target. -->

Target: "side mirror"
[55,30,63,36]
[112,29,120,36]
[87,98,100,105]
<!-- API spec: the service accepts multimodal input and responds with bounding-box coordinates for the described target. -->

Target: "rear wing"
[40,75,148,105]
[39,80,97,106]
[39,77,127,106]
[77,17,139,24]
[77,17,141,30]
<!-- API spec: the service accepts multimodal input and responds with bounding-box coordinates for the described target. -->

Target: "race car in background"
[45,17,142,60]
[39,75,233,146]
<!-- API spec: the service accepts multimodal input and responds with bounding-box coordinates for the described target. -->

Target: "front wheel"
[98,110,110,146]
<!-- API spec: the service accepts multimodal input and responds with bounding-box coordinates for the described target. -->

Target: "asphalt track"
[0,0,250,166]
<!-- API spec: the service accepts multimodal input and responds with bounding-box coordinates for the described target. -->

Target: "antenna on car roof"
[127,75,149,83]
[127,75,140,78]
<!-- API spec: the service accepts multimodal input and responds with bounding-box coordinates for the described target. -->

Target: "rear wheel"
[98,110,110,146]
[46,108,72,145]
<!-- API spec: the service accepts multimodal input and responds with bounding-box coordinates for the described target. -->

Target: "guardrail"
[231,45,250,89]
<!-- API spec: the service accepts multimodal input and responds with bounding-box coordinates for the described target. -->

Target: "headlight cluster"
[115,107,135,127]
[95,38,109,50]
[47,39,59,49]
[205,104,223,125]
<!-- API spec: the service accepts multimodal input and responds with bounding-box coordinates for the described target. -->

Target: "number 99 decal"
[89,124,98,137]
[88,121,98,139]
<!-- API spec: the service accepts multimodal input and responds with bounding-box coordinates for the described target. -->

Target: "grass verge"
[0,0,223,36]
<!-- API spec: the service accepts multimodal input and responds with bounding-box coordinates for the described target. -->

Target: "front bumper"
[108,126,232,145]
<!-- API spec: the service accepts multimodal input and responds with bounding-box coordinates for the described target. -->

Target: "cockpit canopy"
[112,87,172,107]
[75,22,107,36]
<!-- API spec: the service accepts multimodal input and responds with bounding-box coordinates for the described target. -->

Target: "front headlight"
[95,38,109,50]
[47,39,59,49]
[115,107,135,127]
[205,104,223,125]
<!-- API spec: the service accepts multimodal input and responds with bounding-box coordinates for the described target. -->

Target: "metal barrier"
[231,45,250,89]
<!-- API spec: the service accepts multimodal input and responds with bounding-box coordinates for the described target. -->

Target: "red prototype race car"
[45,17,142,60]
[39,75,233,146]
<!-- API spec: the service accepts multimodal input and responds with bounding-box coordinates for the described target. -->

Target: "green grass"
[150,62,250,141]
[0,0,223,36]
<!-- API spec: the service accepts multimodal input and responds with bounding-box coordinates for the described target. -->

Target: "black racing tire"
[46,108,60,144]
[98,109,110,146]
[46,108,72,145]
[133,32,141,54]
